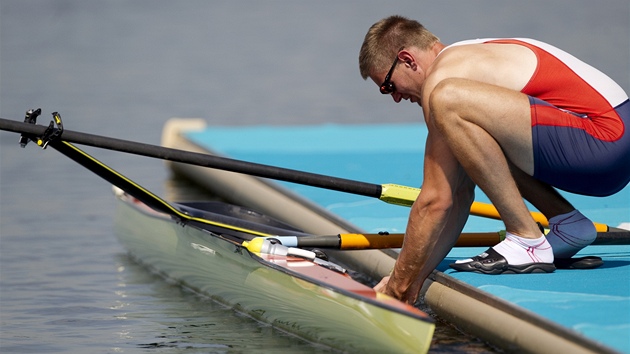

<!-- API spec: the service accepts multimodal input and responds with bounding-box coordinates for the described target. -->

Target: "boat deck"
[168,120,630,353]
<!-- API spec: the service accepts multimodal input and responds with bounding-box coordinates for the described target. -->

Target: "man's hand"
[373,275,391,294]
[374,274,422,305]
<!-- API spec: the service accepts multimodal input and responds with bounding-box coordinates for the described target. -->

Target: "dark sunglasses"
[379,55,400,94]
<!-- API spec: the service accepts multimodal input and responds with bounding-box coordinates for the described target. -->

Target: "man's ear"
[398,50,417,70]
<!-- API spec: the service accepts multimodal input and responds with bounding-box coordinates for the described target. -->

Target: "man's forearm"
[386,199,450,302]
[386,189,473,302]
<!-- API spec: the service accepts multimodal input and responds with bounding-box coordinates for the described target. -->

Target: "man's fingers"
[373,275,391,293]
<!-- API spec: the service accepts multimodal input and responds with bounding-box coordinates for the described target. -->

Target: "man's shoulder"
[438,38,539,62]
[446,38,495,48]
[429,39,539,91]
[437,40,497,62]
[445,38,546,48]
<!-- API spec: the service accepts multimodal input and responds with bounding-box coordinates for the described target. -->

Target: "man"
[359,15,630,304]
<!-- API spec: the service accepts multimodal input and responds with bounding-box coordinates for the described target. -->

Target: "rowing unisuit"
[454,38,630,196]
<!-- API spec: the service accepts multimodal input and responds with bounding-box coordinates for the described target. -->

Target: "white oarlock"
[258,238,316,260]
[243,238,345,273]
[264,236,299,247]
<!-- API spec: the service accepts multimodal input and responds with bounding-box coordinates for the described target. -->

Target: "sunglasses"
[379,55,400,95]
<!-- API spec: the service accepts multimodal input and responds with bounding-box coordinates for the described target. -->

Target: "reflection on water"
[113,254,336,353]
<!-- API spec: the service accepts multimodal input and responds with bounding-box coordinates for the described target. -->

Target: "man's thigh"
[438,79,534,174]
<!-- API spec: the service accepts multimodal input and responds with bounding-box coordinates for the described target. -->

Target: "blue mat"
[187,123,630,352]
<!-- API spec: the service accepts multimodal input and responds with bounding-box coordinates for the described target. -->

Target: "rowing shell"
[113,191,434,353]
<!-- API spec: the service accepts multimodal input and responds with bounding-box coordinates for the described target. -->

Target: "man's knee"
[429,78,469,130]
[430,78,466,108]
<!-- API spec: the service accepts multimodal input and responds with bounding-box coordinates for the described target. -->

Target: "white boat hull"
[114,195,434,353]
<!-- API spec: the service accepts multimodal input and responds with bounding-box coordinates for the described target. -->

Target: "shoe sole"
[450,247,556,274]
[554,256,603,269]
[450,261,556,275]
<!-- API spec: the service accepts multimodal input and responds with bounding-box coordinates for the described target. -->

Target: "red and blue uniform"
[457,38,630,196]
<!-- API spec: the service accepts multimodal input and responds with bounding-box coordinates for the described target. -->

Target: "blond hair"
[359,15,439,80]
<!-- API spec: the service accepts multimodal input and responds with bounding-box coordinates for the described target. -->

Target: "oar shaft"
[309,229,630,249]
[0,118,382,199]
[332,232,503,249]
[340,233,405,249]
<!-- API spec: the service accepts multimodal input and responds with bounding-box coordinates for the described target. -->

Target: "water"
[1,1,628,353]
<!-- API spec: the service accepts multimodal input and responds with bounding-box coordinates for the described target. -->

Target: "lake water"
[1,1,628,353]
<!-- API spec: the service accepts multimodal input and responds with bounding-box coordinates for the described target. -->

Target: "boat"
[0,115,435,353]
[112,189,434,353]
[162,118,630,354]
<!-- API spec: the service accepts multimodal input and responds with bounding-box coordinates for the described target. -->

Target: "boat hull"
[114,196,434,353]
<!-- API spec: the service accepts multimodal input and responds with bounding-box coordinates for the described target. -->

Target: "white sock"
[545,210,596,258]
[492,232,554,265]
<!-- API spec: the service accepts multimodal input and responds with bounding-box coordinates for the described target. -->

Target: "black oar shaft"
[0,118,382,198]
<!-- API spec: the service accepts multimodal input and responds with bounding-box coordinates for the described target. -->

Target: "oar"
[0,117,613,232]
[291,228,630,249]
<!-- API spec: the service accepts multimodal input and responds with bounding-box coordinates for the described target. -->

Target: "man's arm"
[378,128,474,303]
[376,54,476,303]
